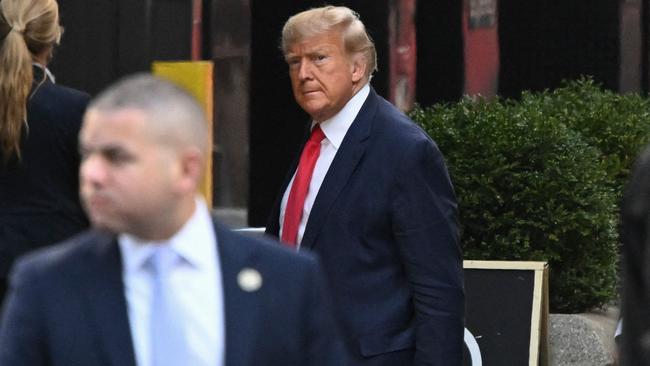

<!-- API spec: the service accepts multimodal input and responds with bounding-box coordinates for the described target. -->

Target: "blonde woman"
[0,0,88,301]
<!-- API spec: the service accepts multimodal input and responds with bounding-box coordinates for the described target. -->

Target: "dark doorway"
[498,0,620,98]
[415,0,464,106]
[52,0,193,96]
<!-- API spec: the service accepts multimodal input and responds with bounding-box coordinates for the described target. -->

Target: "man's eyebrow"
[79,143,125,154]
[286,45,335,57]
[308,45,335,53]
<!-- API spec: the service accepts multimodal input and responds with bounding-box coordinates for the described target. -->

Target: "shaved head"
[86,74,209,158]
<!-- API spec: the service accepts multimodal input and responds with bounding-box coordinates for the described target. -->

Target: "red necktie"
[281,125,326,246]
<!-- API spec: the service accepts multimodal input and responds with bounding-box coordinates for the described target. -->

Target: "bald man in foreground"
[0,74,346,366]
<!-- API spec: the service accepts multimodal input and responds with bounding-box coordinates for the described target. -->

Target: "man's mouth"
[86,194,111,210]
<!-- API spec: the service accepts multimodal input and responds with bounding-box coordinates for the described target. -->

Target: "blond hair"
[0,0,62,161]
[281,6,377,80]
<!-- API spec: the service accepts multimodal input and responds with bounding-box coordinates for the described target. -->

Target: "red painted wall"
[462,0,500,97]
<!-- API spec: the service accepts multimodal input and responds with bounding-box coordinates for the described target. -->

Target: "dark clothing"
[621,145,650,366]
[267,88,465,365]
[0,67,89,295]
[0,220,347,366]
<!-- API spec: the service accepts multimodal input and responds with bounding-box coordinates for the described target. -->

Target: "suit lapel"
[215,222,260,366]
[299,89,379,249]
[79,233,136,366]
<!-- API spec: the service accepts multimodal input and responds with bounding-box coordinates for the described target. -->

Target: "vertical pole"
[389,0,417,111]
[192,0,203,60]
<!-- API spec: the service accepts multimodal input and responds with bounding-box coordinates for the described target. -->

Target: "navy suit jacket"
[0,220,346,366]
[0,67,89,283]
[621,145,650,365]
[267,88,465,365]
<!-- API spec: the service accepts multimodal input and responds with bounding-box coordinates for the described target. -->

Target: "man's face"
[286,31,364,122]
[79,108,183,239]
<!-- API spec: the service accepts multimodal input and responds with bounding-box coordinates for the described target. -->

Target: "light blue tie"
[148,246,190,366]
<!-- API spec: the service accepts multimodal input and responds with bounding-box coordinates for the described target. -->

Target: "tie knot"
[147,246,179,277]
[310,125,325,143]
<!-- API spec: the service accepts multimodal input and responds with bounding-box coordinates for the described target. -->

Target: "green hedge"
[525,78,650,195]
[410,79,650,313]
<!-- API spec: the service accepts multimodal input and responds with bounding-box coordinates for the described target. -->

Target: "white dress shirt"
[119,198,224,366]
[280,83,370,246]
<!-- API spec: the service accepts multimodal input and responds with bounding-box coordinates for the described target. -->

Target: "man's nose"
[298,60,313,80]
[80,155,107,186]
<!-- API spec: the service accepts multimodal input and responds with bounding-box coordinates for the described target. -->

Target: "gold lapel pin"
[237,268,263,292]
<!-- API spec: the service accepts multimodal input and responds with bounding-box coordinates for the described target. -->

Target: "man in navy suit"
[0,74,346,366]
[266,6,464,365]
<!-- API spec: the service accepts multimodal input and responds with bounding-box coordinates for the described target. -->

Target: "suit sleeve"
[0,259,48,366]
[620,147,650,365]
[301,258,349,366]
[391,137,465,366]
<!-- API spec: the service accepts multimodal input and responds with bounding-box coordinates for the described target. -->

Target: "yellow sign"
[152,61,214,206]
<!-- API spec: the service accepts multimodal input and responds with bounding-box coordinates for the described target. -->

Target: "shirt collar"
[32,62,56,83]
[316,83,370,149]
[119,197,217,273]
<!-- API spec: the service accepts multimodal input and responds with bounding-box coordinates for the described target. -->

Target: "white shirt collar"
[119,198,217,273]
[32,62,56,83]
[316,83,370,149]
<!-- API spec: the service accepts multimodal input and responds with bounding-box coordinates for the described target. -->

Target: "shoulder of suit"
[367,93,426,134]
[54,84,91,103]
[32,82,90,110]
[372,104,433,145]
[12,230,111,277]
[27,85,90,136]
[221,227,318,267]
[53,85,91,110]
[636,145,650,168]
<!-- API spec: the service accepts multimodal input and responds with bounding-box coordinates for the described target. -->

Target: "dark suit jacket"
[0,220,346,366]
[621,145,650,366]
[267,88,465,365]
[0,67,89,284]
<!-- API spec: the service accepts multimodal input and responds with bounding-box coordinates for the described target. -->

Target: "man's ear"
[350,54,367,84]
[176,147,204,193]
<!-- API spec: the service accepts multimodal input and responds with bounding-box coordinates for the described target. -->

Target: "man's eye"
[315,54,327,62]
[104,150,132,164]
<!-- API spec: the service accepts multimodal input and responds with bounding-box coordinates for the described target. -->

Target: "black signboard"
[463,261,549,366]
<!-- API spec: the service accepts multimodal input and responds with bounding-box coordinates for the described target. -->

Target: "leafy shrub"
[410,89,620,313]
[524,78,650,195]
